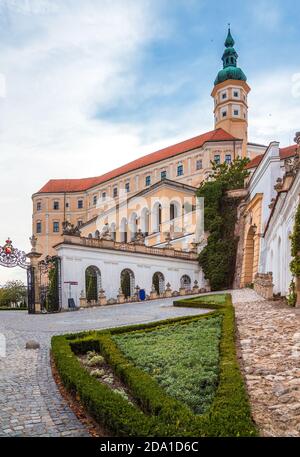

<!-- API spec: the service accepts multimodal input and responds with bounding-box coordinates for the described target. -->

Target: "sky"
[0,0,299,283]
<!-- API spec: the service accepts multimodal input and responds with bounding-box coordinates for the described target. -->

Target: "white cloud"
[0,0,166,283]
[0,0,298,285]
[251,0,282,29]
[248,69,300,146]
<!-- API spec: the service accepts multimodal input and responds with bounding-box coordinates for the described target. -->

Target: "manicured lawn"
[51,293,258,436]
[113,316,222,414]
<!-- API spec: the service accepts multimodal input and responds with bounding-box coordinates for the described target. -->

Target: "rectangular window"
[222,92,227,99]
[53,221,59,233]
[196,159,202,170]
[53,201,59,210]
[36,222,42,234]
[113,187,118,198]
[65,202,69,208]
[233,109,239,116]
[161,170,167,180]
[93,195,97,205]
[177,164,184,176]
[78,199,83,209]
[78,220,83,227]
[37,202,41,211]
[214,155,221,164]
[125,182,130,193]
[225,154,232,164]
[233,90,239,97]
[222,110,227,117]
[145,175,151,186]
[102,192,106,201]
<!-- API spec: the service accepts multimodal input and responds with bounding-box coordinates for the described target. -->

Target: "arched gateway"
[0,237,62,314]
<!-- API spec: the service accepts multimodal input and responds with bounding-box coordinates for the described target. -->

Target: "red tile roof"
[37,128,238,193]
[246,144,297,169]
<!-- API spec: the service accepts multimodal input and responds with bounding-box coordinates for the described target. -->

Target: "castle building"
[31,28,300,309]
[32,28,265,260]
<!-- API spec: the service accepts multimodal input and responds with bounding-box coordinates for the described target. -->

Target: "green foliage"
[86,267,97,302]
[197,157,250,290]
[0,280,27,308]
[210,157,250,190]
[46,259,59,312]
[287,279,297,307]
[51,293,257,437]
[113,317,222,414]
[290,203,300,278]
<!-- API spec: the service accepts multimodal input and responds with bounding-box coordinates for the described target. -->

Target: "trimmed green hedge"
[0,306,27,311]
[51,294,257,437]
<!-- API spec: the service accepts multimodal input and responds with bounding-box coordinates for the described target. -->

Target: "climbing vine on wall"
[197,157,250,291]
[288,203,300,306]
[290,203,300,277]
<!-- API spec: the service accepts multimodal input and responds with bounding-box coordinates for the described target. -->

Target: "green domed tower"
[211,27,251,157]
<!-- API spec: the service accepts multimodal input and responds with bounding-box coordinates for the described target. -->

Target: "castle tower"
[211,27,250,157]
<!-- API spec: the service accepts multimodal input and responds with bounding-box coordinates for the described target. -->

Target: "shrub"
[197,157,250,291]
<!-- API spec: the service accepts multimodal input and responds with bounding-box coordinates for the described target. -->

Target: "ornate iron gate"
[0,238,34,312]
[27,265,36,314]
[38,256,62,313]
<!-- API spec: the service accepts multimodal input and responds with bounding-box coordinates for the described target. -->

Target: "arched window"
[110,223,116,241]
[120,269,135,298]
[152,272,165,295]
[88,233,93,239]
[120,218,128,243]
[95,230,100,239]
[140,208,150,236]
[129,212,138,241]
[180,275,191,290]
[170,201,181,220]
[152,202,162,233]
[85,266,101,302]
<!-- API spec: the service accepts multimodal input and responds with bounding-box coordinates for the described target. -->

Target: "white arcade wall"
[56,243,206,309]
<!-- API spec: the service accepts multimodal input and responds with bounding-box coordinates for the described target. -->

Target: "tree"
[0,280,27,307]
[197,157,250,291]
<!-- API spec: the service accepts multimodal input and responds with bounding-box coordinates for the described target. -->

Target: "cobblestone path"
[0,297,207,437]
[232,289,300,437]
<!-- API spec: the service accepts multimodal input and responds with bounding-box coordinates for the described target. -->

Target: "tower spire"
[224,25,235,48]
[214,26,247,85]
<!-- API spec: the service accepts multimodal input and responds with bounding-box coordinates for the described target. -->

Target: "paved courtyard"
[0,295,209,437]
[232,289,300,437]
[1,289,300,437]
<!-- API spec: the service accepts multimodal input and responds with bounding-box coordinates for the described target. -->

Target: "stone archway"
[120,268,135,298]
[243,226,256,285]
[85,266,101,302]
[152,272,165,295]
[180,274,191,290]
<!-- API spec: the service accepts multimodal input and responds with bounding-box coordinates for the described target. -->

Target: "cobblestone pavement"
[232,289,300,437]
[0,296,208,437]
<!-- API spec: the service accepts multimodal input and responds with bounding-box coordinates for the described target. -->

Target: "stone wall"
[253,273,274,300]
